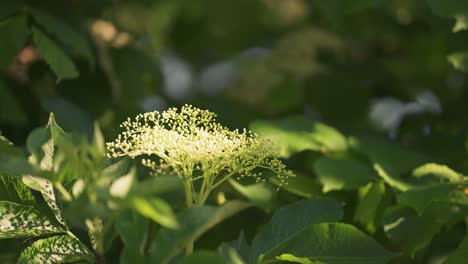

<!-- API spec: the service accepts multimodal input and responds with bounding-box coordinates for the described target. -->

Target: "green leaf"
[382,203,458,256]
[22,175,67,228]
[269,172,322,198]
[249,198,343,263]
[313,157,375,192]
[397,183,463,215]
[0,15,29,70]
[109,168,135,198]
[448,52,468,72]
[115,211,147,263]
[130,175,183,196]
[411,163,464,182]
[443,232,468,264]
[29,8,94,67]
[250,116,347,158]
[373,163,415,192]
[427,0,468,31]
[93,122,105,155]
[354,181,386,233]
[0,201,64,239]
[32,27,79,82]
[218,231,249,264]
[0,80,27,125]
[350,137,429,176]
[17,235,94,264]
[180,251,227,264]
[0,175,35,205]
[130,196,179,229]
[229,179,276,209]
[149,201,251,264]
[259,223,393,264]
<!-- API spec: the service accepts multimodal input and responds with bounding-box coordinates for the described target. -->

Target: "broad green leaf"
[149,201,251,264]
[22,175,67,227]
[0,132,13,145]
[29,8,94,67]
[93,122,105,155]
[0,175,35,205]
[116,211,147,263]
[0,155,36,177]
[354,181,386,233]
[229,179,276,209]
[382,202,466,256]
[412,163,463,182]
[17,235,94,264]
[130,196,179,229]
[350,137,429,176]
[32,27,79,82]
[373,164,415,192]
[259,223,393,264]
[130,175,183,196]
[249,198,343,263]
[0,15,28,70]
[250,116,347,158]
[443,232,468,264]
[269,172,322,198]
[276,254,325,264]
[448,52,468,72]
[26,113,65,172]
[218,231,249,264]
[109,168,135,198]
[313,157,375,192]
[180,251,226,264]
[0,201,63,238]
[0,80,27,125]
[397,183,464,215]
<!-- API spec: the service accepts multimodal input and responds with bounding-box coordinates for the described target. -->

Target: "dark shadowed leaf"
[0,15,28,70]
[249,198,343,263]
[313,156,375,192]
[259,223,393,264]
[32,27,79,82]
[149,201,251,264]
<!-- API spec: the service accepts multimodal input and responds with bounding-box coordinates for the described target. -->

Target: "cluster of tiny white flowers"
[106,105,293,187]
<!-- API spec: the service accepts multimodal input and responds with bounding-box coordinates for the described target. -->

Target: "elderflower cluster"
[106,105,293,186]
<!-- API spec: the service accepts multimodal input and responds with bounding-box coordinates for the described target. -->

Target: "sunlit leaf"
[0,201,63,239]
[269,172,322,198]
[131,197,179,229]
[0,175,35,205]
[17,235,94,264]
[250,116,347,158]
[448,52,468,72]
[354,181,386,233]
[229,179,276,209]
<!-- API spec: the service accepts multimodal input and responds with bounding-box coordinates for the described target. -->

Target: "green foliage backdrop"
[1,0,468,263]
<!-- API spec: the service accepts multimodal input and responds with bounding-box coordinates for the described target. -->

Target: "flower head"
[107,105,292,190]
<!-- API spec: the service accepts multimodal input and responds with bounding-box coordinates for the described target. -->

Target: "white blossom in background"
[159,53,193,101]
[369,90,442,136]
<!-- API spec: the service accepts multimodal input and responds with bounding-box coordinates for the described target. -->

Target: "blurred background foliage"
[2,0,468,263]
